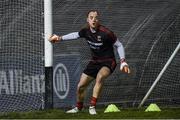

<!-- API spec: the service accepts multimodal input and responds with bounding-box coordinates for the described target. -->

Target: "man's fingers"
[49,35,53,39]
[125,66,130,74]
[48,34,60,43]
[49,35,54,41]
[121,66,130,74]
[126,67,130,74]
[49,34,54,40]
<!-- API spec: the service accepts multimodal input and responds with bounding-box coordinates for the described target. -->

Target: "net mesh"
[0,0,44,112]
[134,12,180,107]
[1,0,180,113]
[148,52,180,106]
[53,0,180,108]
[144,19,180,106]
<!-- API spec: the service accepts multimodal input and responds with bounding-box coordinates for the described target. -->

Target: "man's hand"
[120,59,130,74]
[49,34,62,43]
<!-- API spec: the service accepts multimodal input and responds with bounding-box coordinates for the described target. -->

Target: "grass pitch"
[0,107,180,119]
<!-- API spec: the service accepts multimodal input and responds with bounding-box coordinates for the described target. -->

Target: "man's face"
[87,11,99,29]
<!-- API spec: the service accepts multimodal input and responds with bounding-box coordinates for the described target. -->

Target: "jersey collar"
[89,24,101,33]
[90,28,96,33]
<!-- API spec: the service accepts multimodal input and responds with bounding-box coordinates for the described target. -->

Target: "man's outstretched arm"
[49,32,80,43]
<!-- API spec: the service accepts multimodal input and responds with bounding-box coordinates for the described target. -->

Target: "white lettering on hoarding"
[0,70,45,95]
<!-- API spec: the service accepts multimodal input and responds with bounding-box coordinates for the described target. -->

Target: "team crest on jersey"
[97,36,102,41]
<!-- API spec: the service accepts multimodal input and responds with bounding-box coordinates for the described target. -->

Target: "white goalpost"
[138,42,180,108]
[44,0,53,109]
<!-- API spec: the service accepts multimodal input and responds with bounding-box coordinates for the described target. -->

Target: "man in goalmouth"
[49,10,130,115]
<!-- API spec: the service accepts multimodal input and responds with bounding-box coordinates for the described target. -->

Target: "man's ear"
[87,18,89,23]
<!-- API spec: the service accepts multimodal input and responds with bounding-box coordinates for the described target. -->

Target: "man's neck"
[90,27,96,33]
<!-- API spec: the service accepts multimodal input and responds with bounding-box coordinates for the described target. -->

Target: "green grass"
[0,108,180,119]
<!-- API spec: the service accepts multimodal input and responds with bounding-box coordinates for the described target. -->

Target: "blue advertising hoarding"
[53,54,81,108]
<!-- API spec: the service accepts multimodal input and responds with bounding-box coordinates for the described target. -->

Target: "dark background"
[0,0,179,113]
[52,0,180,108]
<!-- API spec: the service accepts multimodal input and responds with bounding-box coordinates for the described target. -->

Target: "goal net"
[147,48,180,107]
[1,0,179,113]
[52,0,180,108]
[136,15,180,107]
[0,0,44,112]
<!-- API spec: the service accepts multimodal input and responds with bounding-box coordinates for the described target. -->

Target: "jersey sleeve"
[78,28,87,38]
[108,31,117,44]
[99,26,117,44]
[114,39,125,60]
[62,32,79,40]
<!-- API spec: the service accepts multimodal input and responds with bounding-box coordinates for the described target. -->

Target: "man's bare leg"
[66,73,93,113]
[89,66,111,115]
[93,66,111,99]
[77,73,94,104]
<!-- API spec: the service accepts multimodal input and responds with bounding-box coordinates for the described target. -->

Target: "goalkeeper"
[49,10,130,115]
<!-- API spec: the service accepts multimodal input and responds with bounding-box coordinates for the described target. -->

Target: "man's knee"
[96,74,103,82]
[77,84,86,93]
[97,67,111,79]
[96,73,108,81]
[96,74,105,85]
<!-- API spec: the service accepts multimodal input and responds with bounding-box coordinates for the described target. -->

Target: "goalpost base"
[45,67,53,109]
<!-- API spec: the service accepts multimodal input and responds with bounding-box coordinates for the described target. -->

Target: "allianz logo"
[53,63,69,99]
[0,63,70,99]
[0,70,45,95]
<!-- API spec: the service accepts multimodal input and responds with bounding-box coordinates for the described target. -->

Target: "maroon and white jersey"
[61,25,125,61]
[79,25,117,59]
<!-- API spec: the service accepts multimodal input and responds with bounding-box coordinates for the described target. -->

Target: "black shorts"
[83,58,117,78]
